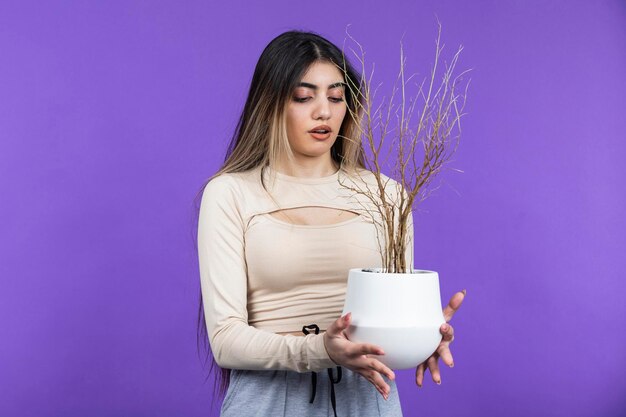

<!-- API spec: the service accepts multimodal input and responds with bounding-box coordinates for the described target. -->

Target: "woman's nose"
[313,98,331,120]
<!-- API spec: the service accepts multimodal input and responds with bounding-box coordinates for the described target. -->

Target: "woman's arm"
[197,175,336,372]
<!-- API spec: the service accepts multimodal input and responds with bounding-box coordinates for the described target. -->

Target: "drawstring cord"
[302,324,342,417]
[327,366,342,416]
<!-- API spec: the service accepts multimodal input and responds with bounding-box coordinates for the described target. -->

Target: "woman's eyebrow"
[297,81,346,90]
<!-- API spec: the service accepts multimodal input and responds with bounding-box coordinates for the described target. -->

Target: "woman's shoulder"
[346,167,404,187]
[203,166,262,193]
[200,166,268,216]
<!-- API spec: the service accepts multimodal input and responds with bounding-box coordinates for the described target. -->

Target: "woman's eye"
[293,97,344,103]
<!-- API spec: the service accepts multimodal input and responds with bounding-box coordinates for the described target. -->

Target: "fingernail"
[436,380,441,385]
[449,362,454,368]
[462,289,466,295]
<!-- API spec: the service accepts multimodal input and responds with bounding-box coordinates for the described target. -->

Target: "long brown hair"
[192,29,366,410]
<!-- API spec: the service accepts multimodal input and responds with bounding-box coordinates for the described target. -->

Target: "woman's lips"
[309,124,331,133]
[309,131,331,140]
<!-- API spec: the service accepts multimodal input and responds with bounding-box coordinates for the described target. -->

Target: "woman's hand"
[323,312,395,400]
[415,289,466,387]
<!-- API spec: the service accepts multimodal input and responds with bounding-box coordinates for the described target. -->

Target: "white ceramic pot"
[341,268,446,370]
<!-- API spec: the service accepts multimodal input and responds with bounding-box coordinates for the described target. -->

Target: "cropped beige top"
[197,164,414,373]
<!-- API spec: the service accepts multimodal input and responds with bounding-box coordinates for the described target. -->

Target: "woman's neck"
[272,158,339,179]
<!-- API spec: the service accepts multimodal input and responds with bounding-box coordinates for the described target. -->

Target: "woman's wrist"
[322,332,339,365]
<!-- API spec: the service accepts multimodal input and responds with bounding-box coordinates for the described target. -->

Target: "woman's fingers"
[427,354,441,384]
[374,383,387,399]
[415,362,425,387]
[350,343,395,378]
[354,343,385,357]
[366,357,395,381]
[437,343,454,367]
[443,290,466,322]
[357,350,394,398]
[415,354,443,387]
[324,328,393,399]
[436,322,455,367]
[415,293,466,389]
[440,323,455,342]
[365,369,390,400]
[327,312,351,336]
[351,356,391,399]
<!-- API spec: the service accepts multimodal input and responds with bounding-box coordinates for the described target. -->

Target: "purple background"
[1,1,625,416]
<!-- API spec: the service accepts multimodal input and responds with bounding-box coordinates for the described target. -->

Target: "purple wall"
[1,1,624,416]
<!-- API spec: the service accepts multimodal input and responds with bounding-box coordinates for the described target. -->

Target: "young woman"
[196,30,465,416]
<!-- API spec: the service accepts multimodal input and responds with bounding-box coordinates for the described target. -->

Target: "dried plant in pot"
[335,23,471,369]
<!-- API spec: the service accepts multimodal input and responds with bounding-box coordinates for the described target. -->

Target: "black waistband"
[302,324,343,417]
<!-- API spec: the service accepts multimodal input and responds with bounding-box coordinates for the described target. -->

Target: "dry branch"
[336,21,471,273]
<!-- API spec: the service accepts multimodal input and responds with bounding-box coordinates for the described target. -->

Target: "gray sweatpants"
[220,366,403,416]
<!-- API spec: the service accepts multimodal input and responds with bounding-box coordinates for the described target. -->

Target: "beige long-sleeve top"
[197,164,414,373]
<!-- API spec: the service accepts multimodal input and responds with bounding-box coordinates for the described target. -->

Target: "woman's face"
[285,61,347,163]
